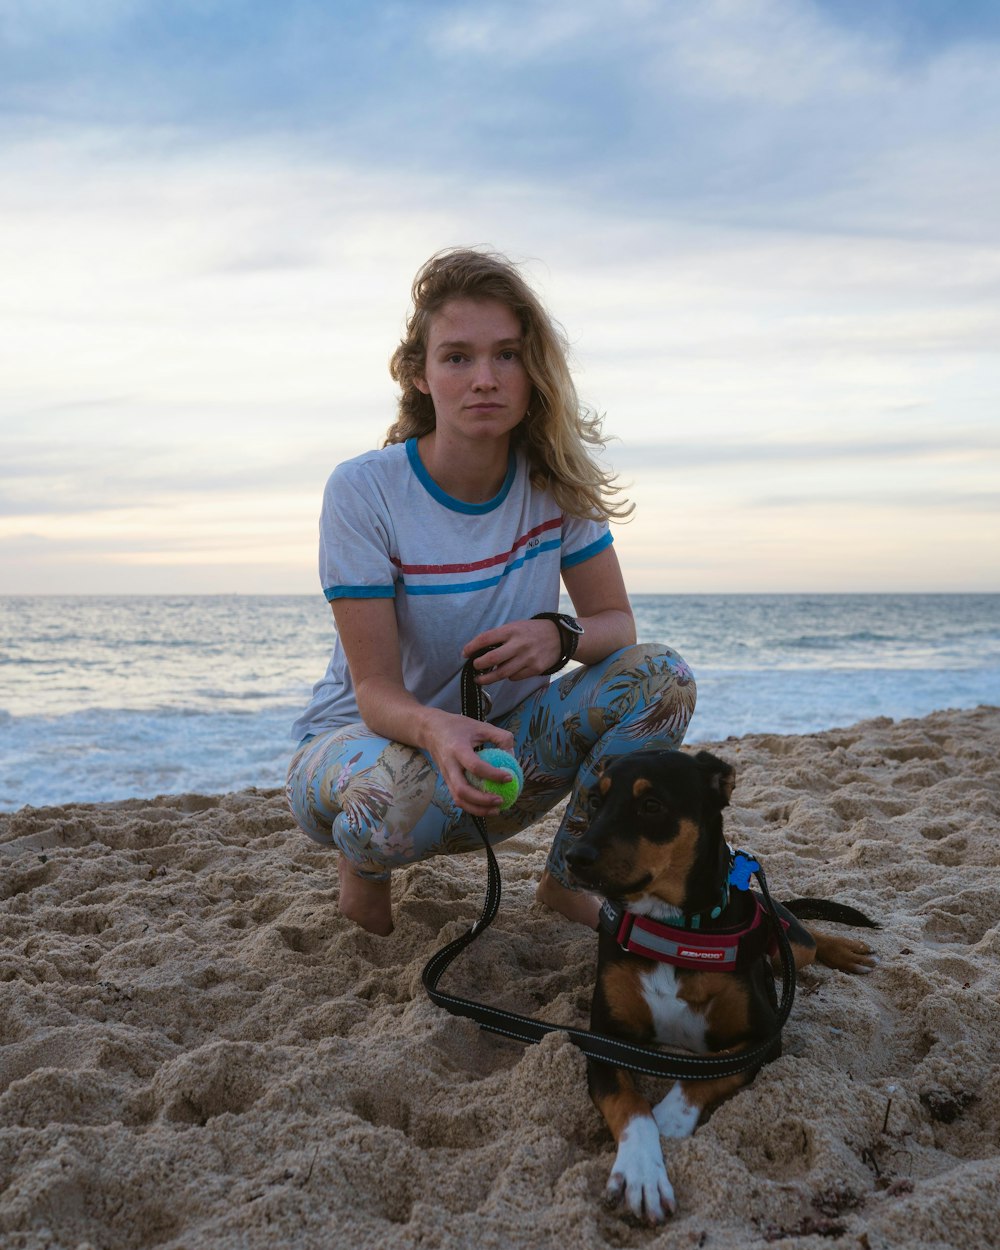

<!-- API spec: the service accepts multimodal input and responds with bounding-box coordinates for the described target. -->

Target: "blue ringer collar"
[406,437,517,515]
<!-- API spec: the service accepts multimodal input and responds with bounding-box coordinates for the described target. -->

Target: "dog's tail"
[783,897,881,930]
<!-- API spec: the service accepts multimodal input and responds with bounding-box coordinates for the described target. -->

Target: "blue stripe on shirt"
[560,530,613,570]
[324,584,396,601]
[324,533,612,600]
[401,538,562,595]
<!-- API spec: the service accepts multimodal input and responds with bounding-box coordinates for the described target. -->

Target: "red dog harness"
[598,849,790,971]
[601,896,789,972]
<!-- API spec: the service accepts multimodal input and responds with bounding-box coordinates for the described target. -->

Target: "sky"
[1,0,998,595]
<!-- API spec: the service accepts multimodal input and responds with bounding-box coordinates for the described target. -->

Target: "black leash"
[420,657,797,1080]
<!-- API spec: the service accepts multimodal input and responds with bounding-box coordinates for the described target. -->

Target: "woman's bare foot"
[535,869,601,929]
[338,856,394,936]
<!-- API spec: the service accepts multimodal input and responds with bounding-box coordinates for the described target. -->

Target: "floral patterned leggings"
[285,643,696,886]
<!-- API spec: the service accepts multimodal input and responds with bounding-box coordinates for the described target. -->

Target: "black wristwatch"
[532,612,584,675]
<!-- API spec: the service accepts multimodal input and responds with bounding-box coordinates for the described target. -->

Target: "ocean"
[1,593,998,812]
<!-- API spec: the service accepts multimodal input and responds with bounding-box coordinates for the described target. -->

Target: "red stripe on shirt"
[390,516,563,575]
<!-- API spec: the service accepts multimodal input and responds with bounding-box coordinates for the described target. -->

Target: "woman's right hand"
[331,598,518,815]
[421,708,517,817]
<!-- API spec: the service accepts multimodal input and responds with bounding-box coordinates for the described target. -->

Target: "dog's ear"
[694,751,736,807]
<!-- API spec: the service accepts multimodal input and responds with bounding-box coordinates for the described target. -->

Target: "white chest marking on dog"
[639,962,709,1054]
[607,1113,676,1223]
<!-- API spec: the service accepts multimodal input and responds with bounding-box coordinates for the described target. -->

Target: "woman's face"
[415,298,532,449]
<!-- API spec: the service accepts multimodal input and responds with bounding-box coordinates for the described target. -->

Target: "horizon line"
[1,590,997,600]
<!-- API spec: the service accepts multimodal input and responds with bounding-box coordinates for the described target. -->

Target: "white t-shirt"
[291,438,612,739]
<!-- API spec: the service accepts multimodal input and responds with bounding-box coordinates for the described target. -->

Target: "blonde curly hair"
[386,247,632,523]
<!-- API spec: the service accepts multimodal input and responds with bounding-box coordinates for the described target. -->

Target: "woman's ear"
[413,375,430,395]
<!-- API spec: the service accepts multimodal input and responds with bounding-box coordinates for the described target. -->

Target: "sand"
[2,705,998,1250]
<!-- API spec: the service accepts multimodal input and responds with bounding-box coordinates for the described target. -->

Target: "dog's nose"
[566,843,599,871]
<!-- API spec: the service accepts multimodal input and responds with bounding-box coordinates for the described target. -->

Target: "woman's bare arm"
[330,597,516,815]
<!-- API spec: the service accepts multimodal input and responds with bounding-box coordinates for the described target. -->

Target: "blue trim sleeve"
[324,584,396,601]
[560,530,613,570]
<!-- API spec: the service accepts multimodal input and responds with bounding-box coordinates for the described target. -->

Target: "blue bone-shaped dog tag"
[728,851,760,892]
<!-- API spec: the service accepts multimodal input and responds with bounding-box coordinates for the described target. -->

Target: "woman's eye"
[446,353,465,365]
[499,349,518,361]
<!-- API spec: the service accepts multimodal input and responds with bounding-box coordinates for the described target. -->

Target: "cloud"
[0,0,143,45]
[750,490,1000,512]
[645,0,891,106]
[424,0,601,60]
[811,0,1000,59]
[0,443,338,517]
[2,0,998,255]
[2,1,999,593]
[601,435,1000,472]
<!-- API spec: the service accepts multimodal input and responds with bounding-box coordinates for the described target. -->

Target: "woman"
[287,248,696,935]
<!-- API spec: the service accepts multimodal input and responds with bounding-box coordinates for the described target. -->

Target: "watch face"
[558,614,585,635]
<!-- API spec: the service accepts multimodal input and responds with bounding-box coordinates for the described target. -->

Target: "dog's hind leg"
[782,899,879,974]
[809,928,878,973]
[766,901,820,975]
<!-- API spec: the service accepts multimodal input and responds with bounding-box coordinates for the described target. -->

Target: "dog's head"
[566,749,735,913]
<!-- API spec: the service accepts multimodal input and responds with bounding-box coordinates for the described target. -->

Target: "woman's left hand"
[465,547,637,685]
[463,548,636,685]
[462,618,563,685]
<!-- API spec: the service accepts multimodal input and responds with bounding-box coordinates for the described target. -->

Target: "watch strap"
[532,612,582,675]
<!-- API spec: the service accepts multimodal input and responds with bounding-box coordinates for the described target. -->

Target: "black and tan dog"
[566,749,878,1224]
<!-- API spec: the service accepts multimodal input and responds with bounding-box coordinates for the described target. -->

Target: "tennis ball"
[466,748,524,811]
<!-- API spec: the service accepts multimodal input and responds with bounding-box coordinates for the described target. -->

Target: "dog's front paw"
[605,1115,676,1224]
[653,1082,700,1139]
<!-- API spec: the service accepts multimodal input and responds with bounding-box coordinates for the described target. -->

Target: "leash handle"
[421,657,795,1081]
[460,645,494,727]
[457,647,504,937]
[421,653,503,1025]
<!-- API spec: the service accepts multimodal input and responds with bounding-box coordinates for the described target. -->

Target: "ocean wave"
[2,592,998,810]
[0,705,299,812]
[782,631,899,648]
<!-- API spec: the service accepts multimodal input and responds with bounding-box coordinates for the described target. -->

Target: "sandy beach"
[1,705,998,1250]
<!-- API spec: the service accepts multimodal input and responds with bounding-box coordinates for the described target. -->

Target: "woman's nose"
[471,358,498,389]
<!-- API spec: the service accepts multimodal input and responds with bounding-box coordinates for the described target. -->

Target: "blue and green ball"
[466,748,524,811]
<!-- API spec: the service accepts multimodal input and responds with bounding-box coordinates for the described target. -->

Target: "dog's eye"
[586,792,602,813]
[638,797,665,816]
